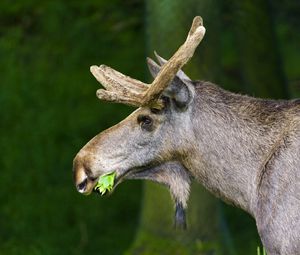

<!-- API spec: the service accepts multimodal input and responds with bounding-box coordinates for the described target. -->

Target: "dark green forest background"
[0,0,299,255]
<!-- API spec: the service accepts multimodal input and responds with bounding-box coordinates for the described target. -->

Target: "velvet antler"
[90,16,205,108]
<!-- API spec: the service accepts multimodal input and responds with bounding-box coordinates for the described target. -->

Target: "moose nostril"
[77,178,88,193]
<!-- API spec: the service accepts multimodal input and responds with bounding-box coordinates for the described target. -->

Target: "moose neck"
[182,82,283,216]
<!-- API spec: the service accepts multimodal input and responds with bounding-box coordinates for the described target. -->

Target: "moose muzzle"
[73,154,98,195]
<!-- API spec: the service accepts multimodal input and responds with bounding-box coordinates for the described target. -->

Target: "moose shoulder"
[73,16,300,255]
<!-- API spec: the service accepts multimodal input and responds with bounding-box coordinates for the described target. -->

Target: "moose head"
[73,17,205,228]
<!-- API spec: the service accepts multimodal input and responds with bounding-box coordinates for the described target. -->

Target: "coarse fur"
[189,82,300,255]
[73,64,300,255]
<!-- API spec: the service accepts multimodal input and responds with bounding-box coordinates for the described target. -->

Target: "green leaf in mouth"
[94,172,116,195]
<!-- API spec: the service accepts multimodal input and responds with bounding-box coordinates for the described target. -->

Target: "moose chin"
[73,16,300,255]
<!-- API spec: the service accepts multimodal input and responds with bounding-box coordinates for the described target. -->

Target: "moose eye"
[137,115,153,131]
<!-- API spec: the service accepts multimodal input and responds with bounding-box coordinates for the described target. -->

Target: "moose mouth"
[92,163,163,195]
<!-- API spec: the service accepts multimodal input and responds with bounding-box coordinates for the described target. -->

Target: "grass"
[257,246,267,255]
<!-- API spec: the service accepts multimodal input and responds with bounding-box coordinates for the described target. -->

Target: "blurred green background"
[0,0,299,254]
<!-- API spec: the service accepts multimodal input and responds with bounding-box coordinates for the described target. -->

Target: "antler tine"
[96,89,143,107]
[141,16,205,106]
[91,65,148,93]
[90,65,149,106]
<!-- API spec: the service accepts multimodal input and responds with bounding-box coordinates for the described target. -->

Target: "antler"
[90,16,206,108]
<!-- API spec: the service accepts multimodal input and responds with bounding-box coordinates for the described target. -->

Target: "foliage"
[0,1,144,254]
[94,172,116,195]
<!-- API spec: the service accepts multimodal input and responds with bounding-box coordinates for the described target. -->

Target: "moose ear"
[146,57,161,78]
[163,76,193,110]
[146,57,194,110]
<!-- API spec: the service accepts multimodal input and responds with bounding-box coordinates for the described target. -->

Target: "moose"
[73,17,300,255]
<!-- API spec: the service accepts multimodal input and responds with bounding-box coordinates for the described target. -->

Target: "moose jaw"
[73,16,300,255]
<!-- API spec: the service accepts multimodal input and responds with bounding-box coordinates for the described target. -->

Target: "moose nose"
[77,177,88,193]
[73,155,94,195]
